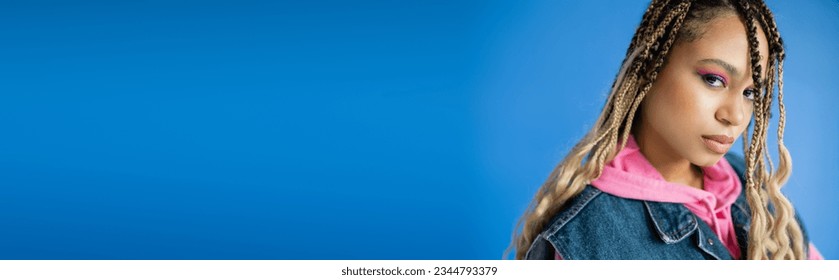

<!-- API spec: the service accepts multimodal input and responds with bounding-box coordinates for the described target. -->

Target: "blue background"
[1,0,836,259]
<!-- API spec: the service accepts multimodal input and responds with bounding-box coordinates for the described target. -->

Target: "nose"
[715,92,748,126]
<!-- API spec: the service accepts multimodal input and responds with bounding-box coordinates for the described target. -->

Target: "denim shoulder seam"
[523,233,548,260]
[544,186,602,237]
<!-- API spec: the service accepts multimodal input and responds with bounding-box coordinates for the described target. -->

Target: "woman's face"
[635,13,770,167]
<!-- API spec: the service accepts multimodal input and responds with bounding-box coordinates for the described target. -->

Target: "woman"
[507,0,822,260]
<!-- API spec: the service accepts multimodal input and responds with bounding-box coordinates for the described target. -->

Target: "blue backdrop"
[1,0,836,259]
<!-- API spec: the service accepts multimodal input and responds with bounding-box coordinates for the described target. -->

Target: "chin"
[691,153,725,167]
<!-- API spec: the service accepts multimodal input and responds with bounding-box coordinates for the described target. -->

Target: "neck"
[634,135,705,190]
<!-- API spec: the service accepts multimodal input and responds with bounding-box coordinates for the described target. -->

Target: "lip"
[701,135,734,154]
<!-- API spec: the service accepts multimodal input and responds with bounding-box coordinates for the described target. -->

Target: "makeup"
[696,68,729,86]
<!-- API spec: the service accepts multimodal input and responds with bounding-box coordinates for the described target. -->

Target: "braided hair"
[506,0,804,260]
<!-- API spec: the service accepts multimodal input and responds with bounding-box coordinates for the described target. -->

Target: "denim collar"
[644,200,736,259]
[643,201,698,244]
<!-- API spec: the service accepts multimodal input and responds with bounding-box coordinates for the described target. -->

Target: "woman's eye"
[702,74,726,87]
[743,89,757,101]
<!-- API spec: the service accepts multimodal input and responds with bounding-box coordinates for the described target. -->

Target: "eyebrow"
[698,58,739,77]
[698,58,765,86]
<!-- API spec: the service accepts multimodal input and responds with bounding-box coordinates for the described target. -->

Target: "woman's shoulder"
[721,152,817,258]
[526,185,640,259]
[540,185,647,236]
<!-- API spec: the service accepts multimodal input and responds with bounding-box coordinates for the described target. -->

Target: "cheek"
[646,83,708,122]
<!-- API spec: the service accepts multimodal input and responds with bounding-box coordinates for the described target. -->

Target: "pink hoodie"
[554,134,822,260]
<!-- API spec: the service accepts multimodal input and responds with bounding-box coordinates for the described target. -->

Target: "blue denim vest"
[525,153,811,260]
